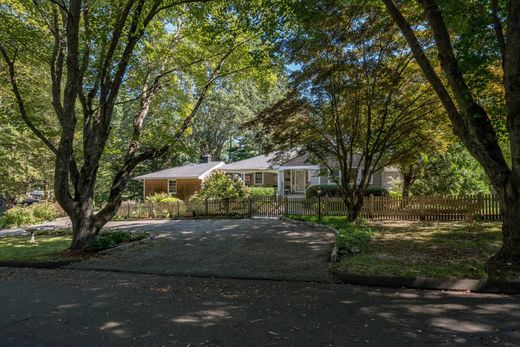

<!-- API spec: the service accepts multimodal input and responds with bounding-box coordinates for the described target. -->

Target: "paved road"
[0,267,519,346]
[0,217,71,238]
[70,219,337,282]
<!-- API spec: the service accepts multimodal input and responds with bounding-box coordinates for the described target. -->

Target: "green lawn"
[287,215,505,280]
[333,220,503,279]
[0,235,72,262]
[0,229,150,263]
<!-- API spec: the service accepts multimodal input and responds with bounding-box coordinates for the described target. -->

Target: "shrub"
[335,223,376,252]
[2,206,36,228]
[306,184,342,198]
[388,191,402,198]
[31,202,60,221]
[146,193,172,202]
[158,197,181,203]
[248,187,276,197]
[191,171,248,202]
[87,230,149,252]
[364,187,390,196]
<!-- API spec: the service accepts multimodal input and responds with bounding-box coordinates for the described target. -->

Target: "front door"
[291,170,306,193]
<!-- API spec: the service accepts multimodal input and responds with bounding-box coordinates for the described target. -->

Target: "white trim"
[254,172,264,185]
[275,165,320,170]
[221,168,278,174]
[197,162,225,180]
[167,179,177,195]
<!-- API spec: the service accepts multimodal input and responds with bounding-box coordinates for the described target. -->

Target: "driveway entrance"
[70,219,337,282]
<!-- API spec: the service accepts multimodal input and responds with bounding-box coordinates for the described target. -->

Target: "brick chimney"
[202,154,212,163]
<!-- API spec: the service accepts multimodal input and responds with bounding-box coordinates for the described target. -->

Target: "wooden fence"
[115,194,501,221]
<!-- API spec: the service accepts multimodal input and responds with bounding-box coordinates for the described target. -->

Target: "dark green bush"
[86,235,116,252]
[305,184,342,198]
[364,187,389,196]
[87,230,149,252]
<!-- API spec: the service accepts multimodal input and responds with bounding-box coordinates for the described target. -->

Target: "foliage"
[394,143,491,196]
[191,172,248,202]
[0,206,36,228]
[189,78,287,161]
[247,187,276,197]
[31,202,62,221]
[146,193,178,203]
[365,188,390,197]
[0,202,62,229]
[306,184,342,198]
[86,230,148,252]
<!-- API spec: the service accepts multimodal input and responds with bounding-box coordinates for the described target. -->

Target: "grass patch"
[0,234,72,262]
[0,229,149,262]
[331,221,503,280]
[287,215,376,251]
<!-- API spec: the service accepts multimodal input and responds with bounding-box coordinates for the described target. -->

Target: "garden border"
[280,216,520,294]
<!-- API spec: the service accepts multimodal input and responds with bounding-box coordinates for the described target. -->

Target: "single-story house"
[133,155,224,200]
[133,153,400,200]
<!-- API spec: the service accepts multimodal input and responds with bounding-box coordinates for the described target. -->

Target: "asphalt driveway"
[69,219,337,282]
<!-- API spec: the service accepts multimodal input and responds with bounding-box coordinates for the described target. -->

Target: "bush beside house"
[191,172,248,202]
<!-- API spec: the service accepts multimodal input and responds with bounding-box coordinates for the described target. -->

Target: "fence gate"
[251,196,285,218]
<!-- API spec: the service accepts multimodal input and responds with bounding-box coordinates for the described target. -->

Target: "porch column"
[277,170,284,196]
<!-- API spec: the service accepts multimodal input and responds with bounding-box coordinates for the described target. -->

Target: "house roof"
[133,161,225,180]
[278,153,317,168]
[221,153,277,171]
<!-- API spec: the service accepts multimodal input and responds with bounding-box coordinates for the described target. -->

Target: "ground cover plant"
[288,215,376,252]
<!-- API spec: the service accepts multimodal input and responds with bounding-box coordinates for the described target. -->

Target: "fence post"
[419,196,425,221]
[284,196,288,215]
[205,198,209,215]
[177,200,180,218]
[248,197,253,218]
[318,194,322,221]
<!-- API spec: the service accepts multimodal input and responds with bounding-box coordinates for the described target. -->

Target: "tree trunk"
[402,175,412,198]
[344,194,364,222]
[69,214,98,250]
[486,192,520,278]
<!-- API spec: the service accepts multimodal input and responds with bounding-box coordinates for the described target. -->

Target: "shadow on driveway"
[69,219,337,282]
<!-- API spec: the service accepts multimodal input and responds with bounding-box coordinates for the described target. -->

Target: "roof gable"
[133,161,224,180]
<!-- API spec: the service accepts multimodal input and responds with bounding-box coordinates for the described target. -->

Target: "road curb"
[97,235,154,255]
[335,272,520,294]
[0,260,78,269]
[279,216,339,235]
[279,216,341,262]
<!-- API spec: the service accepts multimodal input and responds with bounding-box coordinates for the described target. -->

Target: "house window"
[254,172,263,185]
[168,179,177,195]
[328,169,340,184]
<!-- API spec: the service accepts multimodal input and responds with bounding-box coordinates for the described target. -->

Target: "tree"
[189,78,286,161]
[256,1,441,221]
[0,0,281,249]
[382,0,520,275]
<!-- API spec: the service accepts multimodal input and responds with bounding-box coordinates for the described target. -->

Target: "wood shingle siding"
[144,179,168,197]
